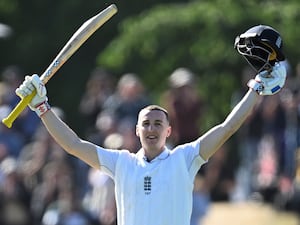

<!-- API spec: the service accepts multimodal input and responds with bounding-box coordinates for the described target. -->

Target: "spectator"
[83,133,122,225]
[160,67,204,146]
[79,67,115,135]
[0,157,33,225]
[1,65,41,143]
[102,73,151,127]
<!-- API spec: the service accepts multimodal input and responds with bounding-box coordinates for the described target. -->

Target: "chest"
[116,154,192,197]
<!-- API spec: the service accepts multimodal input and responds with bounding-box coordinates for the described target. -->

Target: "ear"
[166,126,172,138]
[136,125,140,137]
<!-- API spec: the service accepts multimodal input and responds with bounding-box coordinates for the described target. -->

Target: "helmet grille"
[235,37,275,72]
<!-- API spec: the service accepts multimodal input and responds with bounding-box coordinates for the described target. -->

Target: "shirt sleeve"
[173,138,207,177]
[96,146,121,178]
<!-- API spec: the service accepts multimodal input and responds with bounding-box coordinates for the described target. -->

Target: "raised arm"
[41,110,100,169]
[199,89,259,160]
[16,74,100,169]
[199,63,287,161]
[199,24,287,161]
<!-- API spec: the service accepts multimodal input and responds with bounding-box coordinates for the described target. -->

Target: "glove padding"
[16,74,48,110]
[248,62,287,95]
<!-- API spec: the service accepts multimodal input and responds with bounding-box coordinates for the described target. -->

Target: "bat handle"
[2,90,36,128]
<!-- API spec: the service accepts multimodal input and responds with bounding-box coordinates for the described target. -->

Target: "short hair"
[139,105,169,122]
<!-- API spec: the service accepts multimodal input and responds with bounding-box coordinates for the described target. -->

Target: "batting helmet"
[234,25,285,72]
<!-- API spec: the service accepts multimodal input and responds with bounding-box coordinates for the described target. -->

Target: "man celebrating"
[16,25,286,225]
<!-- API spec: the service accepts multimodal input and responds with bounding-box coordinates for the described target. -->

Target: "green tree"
[0,0,189,132]
[0,0,119,131]
[1,0,299,133]
[98,0,300,131]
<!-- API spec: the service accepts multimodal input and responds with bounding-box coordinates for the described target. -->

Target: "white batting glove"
[247,62,287,95]
[16,74,50,117]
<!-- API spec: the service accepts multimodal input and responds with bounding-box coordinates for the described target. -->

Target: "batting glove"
[247,62,287,95]
[16,74,50,117]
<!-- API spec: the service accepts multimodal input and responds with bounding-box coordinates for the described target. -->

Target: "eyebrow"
[142,119,163,123]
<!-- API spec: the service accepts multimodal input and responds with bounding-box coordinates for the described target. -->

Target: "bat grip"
[2,90,36,128]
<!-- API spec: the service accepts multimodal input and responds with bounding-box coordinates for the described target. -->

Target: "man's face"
[136,109,171,153]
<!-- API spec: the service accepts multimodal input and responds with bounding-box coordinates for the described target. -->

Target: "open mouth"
[147,135,157,140]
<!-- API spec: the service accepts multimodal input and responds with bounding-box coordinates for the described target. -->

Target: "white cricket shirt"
[96,138,206,225]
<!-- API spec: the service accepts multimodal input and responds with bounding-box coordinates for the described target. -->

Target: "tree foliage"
[97,0,300,129]
[0,0,299,132]
[0,0,188,131]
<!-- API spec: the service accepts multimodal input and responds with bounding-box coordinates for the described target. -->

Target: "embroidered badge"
[144,176,152,195]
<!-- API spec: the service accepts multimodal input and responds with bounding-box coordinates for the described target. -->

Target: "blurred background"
[0,0,300,224]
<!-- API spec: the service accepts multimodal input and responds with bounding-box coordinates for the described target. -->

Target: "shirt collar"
[137,147,170,162]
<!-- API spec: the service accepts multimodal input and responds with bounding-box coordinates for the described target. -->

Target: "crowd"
[0,62,299,225]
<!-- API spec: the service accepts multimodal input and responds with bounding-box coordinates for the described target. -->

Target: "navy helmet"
[235,25,285,72]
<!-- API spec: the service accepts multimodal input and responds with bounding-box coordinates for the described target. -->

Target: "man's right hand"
[16,74,50,117]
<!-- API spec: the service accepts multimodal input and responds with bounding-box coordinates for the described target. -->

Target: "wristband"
[35,101,51,117]
[247,79,264,94]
